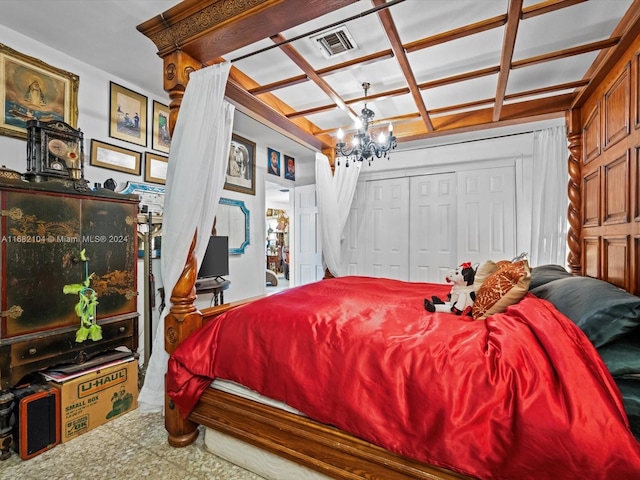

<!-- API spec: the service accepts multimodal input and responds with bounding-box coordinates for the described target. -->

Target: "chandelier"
[335,82,397,166]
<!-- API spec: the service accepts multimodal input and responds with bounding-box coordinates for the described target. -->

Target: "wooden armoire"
[0,178,139,389]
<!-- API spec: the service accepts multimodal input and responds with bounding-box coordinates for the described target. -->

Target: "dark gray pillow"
[598,330,640,376]
[530,276,640,348]
[615,379,640,441]
[529,264,573,290]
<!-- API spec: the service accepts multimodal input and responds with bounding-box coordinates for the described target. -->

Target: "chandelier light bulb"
[337,128,344,140]
[352,137,359,147]
[354,118,363,130]
[377,132,386,144]
[388,122,393,133]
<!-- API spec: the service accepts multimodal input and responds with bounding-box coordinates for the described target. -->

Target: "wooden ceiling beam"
[248,50,395,95]
[493,0,523,122]
[512,37,620,69]
[374,0,434,131]
[404,14,507,53]
[521,0,587,20]
[270,33,359,121]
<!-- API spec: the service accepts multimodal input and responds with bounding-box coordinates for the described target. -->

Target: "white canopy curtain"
[530,125,569,267]
[138,62,235,413]
[315,152,361,277]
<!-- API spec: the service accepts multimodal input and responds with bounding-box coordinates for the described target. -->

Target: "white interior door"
[367,177,410,279]
[342,182,366,276]
[409,173,457,282]
[457,165,516,264]
[294,184,323,285]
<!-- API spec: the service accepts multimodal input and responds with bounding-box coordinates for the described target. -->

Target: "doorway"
[265,181,291,293]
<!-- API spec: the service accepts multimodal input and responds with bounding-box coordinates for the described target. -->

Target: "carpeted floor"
[0,408,265,480]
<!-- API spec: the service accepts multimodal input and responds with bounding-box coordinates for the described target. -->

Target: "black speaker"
[11,384,60,460]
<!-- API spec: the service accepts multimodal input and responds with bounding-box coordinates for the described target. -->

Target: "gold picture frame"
[109,81,147,147]
[0,42,79,139]
[90,139,141,175]
[152,101,171,153]
[224,133,256,195]
[144,151,168,185]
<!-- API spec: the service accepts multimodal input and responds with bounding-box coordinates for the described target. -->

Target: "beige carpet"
[1,408,265,480]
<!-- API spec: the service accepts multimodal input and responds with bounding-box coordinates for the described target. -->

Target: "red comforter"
[167,276,640,479]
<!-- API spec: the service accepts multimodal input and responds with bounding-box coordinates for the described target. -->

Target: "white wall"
[0,26,316,362]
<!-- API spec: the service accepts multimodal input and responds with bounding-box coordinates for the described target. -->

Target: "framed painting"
[144,151,168,185]
[0,42,79,139]
[152,100,171,153]
[284,154,295,181]
[224,133,256,195]
[109,81,147,147]
[267,147,280,176]
[90,139,141,175]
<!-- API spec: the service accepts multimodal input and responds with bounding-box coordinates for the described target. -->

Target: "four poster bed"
[137,2,640,479]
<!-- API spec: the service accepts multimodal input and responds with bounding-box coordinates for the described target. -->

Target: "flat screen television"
[197,236,229,279]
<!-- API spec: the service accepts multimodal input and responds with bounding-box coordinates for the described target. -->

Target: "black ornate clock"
[25,119,86,185]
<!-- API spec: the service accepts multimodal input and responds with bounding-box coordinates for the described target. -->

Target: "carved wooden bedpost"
[163,50,202,135]
[164,233,202,447]
[566,109,582,275]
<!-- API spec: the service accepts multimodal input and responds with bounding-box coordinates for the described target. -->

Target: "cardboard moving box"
[44,356,138,443]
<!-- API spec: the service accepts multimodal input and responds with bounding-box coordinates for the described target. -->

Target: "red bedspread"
[167,276,640,479]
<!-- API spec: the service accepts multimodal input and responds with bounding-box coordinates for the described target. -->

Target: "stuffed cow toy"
[424,262,477,316]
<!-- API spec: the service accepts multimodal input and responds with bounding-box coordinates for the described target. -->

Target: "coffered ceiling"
[137,0,640,153]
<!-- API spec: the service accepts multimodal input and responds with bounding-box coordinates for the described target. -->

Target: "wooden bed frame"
[139,1,640,478]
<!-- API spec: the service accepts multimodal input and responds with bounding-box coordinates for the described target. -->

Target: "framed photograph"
[0,42,79,139]
[284,154,295,181]
[109,81,147,147]
[151,100,171,153]
[144,151,168,185]
[224,133,256,195]
[267,147,280,176]
[90,139,141,175]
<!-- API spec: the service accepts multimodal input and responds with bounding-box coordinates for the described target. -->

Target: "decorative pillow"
[472,259,531,320]
[529,264,573,290]
[530,276,640,348]
[614,379,640,441]
[598,330,640,376]
[473,260,499,291]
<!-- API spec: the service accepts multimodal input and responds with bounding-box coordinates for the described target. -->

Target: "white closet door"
[457,165,516,264]
[367,177,410,279]
[294,184,323,285]
[342,183,366,276]
[409,173,457,282]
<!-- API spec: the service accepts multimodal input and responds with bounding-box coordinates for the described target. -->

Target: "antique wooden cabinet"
[0,178,139,389]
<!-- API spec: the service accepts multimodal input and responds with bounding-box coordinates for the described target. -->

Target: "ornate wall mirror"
[217,197,250,254]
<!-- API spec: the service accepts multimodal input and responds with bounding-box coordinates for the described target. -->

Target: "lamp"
[335,82,397,166]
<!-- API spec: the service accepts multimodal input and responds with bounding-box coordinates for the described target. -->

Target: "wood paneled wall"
[569,35,640,295]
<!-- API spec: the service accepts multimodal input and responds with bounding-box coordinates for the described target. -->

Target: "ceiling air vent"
[310,25,358,59]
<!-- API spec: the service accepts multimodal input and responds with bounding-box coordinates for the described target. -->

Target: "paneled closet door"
[457,165,516,264]
[366,177,410,279]
[409,173,457,282]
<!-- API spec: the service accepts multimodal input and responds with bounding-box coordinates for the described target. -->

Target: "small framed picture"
[284,155,295,181]
[151,100,171,153]
[267,148,280,176]
[224,133,256,195]
[90,139,141,175]
[144,151,168,185]
[109,81,147,147]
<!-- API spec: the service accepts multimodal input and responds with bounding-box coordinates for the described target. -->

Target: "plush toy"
[424,262,477,316]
